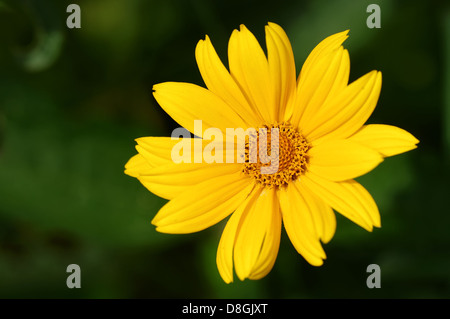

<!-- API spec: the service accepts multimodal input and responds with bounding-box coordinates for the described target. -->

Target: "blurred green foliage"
[0,0,449,298]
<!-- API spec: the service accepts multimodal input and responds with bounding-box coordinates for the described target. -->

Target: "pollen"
[242,123,310,188]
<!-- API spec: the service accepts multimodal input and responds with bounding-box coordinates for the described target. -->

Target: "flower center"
[242,123,310,188]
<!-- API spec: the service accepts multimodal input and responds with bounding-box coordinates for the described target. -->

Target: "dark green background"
[0,0,448,298]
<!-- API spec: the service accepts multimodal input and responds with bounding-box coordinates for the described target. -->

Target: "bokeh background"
[0,0,449,298]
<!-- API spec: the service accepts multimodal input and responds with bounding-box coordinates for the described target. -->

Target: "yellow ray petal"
[134,137,181,168]
[153,82,247,136]
[135,136,231,168]
[217,187,262,284]
[195,35,262,127]
[278,182,326,266]
[306,70,382,143]
[124,154,152,177]
[291,30,350,128]
[295,181,336,244]
[348,124,419,157]
[228,25,275,124]
[302,172,381,231]
[152,171,253,234]
[265,22,297,122]
[138,163,242,200]
[233,187,281,281]
[308,139,383,182]
[248,189,282,280]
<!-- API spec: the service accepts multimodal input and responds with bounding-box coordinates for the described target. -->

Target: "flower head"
[125,23,419,283]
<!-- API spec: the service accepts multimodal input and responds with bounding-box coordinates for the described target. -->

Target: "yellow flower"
[125,23,419,283]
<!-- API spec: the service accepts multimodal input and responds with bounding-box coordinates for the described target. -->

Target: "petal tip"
[124,169,136,178]
[239,24,247,31]
[335,29,350,42]
[219,272,233,284]
[310,258,325,267]
[195,38,204,51]
[266,21,281,30]
[151,213,160,226]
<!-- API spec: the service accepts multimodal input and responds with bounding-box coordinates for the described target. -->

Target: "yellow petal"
[134,136,242,199]
[248,189,282,280]
[348,124,419,157]
[308,139,383,182]
[195,35,262,127]
[135,137,181,167]
[265,22,297,122]
[306,71,382,143]
[151,171,253,234]
[316,197,336,244]
[228,25,275,124]
[233,187,281,281]
[216,187,262,283]
[278,181,327,266]
[295,181,336,244]
[291,30,350,129]
[138,163,242,200]
[302,172,381,231]
[153,82,247,136]
[124,154,152,177]
[136,136,230,168]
